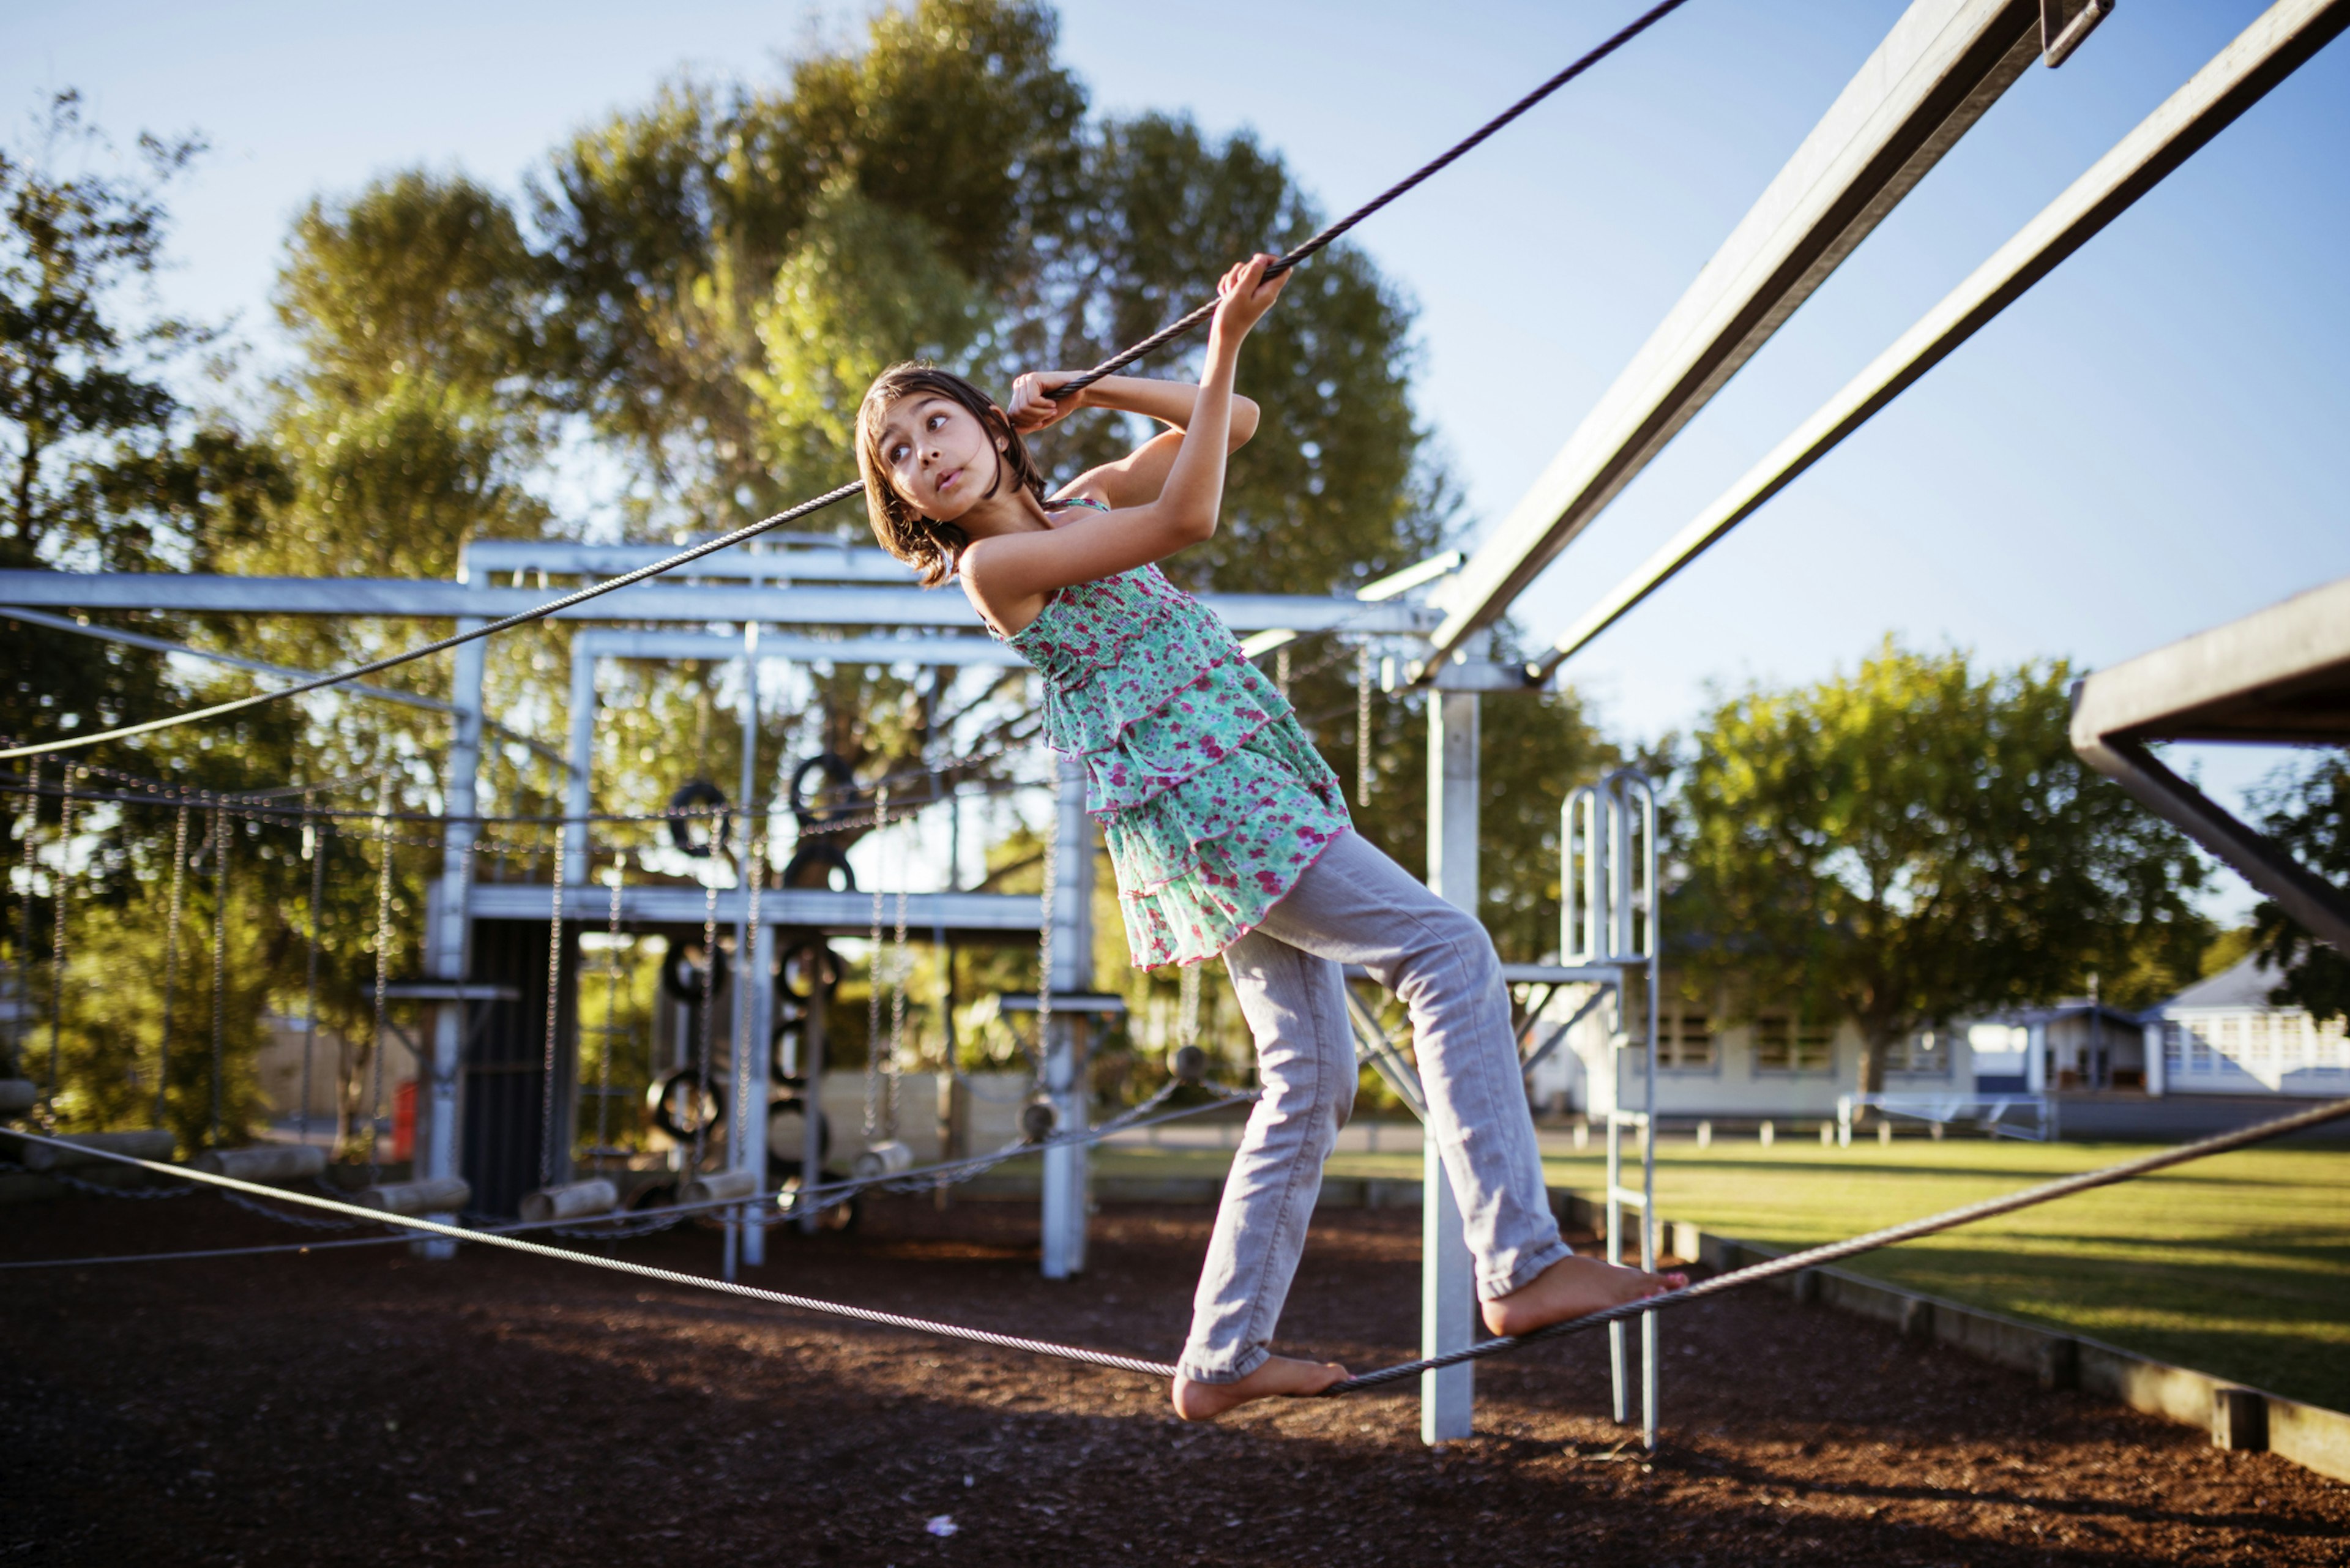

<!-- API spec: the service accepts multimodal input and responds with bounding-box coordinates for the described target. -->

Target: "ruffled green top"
[991,504,1351,968]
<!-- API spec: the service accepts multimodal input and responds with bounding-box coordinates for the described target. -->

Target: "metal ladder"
[1564,769,1662,1449]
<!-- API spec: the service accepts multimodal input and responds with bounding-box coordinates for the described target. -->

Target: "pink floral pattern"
[996,515,1350,968]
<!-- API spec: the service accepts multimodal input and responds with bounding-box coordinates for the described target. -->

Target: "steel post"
[419,584,488,1260]
[1040,757,1094,1279]
[1422,687,1480,1443]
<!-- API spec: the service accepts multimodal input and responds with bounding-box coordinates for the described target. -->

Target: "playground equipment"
[2,0,2343,1455]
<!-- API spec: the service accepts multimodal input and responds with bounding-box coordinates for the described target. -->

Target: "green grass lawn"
[1089,1135,2350,1414]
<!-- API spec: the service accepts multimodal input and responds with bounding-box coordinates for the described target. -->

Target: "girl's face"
[873,393,1001,523]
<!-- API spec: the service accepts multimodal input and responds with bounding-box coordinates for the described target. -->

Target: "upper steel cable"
[0,0,1693,764]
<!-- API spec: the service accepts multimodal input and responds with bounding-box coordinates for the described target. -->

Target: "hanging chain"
[1356,644,1376,806]
[155,801,192,1130]
[889,875,909,1143]
[208,798,230,1147]
[865,785,890,1142]
[367,780,394,1174]
[539,822,567,1188]
[297,791,323,1146]
[9,758,37,1082]
[594,855,626,1170]
[45,765,76,1126]
[1034,766,1060,1082]
[1275,645,1292,702]
[733,831,766,1178]
[1179,961,1202,1051]
[691,876,719,1178]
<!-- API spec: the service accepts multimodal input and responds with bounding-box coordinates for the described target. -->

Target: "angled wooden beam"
[2072,575,2350,954]
[1533,0,2350,681]
[1426,0,2047,670]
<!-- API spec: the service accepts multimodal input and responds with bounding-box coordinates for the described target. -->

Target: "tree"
[533,0,1083,532]
[1670,641,2212,1091]
[1,91,285,755]
[2250,750,2350,1026]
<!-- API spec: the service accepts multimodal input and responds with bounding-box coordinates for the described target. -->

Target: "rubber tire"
[666,778,733,859]
[778,841,856,893]
[788,752,859,829]
[660,938,731,1004]
[774,939,846,1001]
[647,1069,725,1141]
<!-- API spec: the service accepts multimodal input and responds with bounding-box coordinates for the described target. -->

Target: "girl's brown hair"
[854,363,1048,588]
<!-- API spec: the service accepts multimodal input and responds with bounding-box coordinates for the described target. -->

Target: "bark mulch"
[2,1190,2344,1566]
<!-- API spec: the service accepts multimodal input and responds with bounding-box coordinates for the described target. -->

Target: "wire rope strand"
[157,801,192,1130]
[1048,0,1693,400]
[46,764,76,1124]
[1322,1092,2350,1395]
[0,1126,1180,1378]
[297,791,324,1146]
[0,2,1693,768]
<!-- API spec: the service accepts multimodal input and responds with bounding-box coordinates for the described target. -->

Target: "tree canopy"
[1668,641,2214,1090]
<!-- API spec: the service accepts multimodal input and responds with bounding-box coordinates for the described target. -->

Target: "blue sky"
[7,1,2346,918]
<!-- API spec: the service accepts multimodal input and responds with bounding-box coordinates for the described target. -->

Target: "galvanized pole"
[732,625,767,1271]
[1422,686,1480,1443]
[419,561,488,1259]
[1040,758,1094,1278]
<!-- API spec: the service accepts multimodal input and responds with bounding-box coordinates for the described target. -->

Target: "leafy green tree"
[2250,750,2349,1025]
[1670,641,2212,1091]
[1,91,285,754]
[534,0,1082,531]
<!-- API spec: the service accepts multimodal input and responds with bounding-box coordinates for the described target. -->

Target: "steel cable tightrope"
[8,1094,2346,1393]
[0,0,1694,766]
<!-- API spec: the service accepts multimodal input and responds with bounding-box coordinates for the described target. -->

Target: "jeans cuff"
[1479,1234,1574,1301]
[1176,1343,1270,1385]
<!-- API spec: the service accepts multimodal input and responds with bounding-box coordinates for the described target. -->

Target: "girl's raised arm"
[961,256,1287,630]
[1004,374,1260,512]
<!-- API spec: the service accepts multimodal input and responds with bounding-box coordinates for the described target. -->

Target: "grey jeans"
[1177,829,1569,1384]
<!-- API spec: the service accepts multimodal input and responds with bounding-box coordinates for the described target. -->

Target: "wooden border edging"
[1542,1188,2350,1485]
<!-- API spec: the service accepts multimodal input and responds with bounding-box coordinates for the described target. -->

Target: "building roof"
[2155,951,2285,1013]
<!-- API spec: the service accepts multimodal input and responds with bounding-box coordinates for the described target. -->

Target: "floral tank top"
[987,498,1352,968]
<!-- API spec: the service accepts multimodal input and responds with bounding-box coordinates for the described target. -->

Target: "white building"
[1525,974,2141,1123]
[2143,953,2350,1099]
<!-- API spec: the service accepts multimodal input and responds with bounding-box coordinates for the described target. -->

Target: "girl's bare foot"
[1482,1254,1688,1337]
[1171,1354,1349,1421]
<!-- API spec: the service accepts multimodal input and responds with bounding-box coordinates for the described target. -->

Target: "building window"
[1661,1010,1715,1070]
[1886,1028,1952,1077]
[1753,1015,1833,1075]
[2163,1021,2184,1076]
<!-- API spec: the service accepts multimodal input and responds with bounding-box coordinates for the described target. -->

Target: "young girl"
[856,255,1683,1420]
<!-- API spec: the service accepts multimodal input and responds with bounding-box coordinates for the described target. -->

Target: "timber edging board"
[1543,1189,2350,1486]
